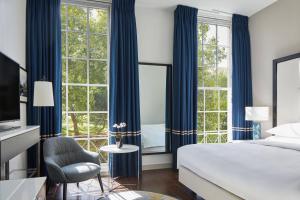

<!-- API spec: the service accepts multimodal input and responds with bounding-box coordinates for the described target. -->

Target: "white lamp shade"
[33,81,54,107]
[245,107,269,122]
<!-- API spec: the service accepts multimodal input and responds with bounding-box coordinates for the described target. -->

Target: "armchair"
[43,137,104,200]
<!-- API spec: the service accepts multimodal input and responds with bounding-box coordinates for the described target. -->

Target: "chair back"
[43,137,83,167]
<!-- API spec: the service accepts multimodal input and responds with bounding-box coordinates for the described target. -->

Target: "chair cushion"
[62,162,100,183]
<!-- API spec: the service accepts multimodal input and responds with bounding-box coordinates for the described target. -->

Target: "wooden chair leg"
[97,173,104,193]
[63,183,67,200]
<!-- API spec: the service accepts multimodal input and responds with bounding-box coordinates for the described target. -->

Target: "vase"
[115,133,123,148]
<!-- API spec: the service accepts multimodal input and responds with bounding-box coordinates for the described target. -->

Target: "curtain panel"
[172,5,198,169]
[26,0,62,174]
[232,14,253,140]
[109,0,141,177]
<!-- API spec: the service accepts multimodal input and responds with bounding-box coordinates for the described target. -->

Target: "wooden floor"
[47,169,200,200]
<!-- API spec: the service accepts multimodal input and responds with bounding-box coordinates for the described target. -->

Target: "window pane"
[203,24,217,46]
[218,26,229,47]
[204,67,217,87]
[76,139,88,150]
[89,9,108,33]
[203,45,216,66]
[62,113,67,136]
[89,60,107,84]
[198,23,206,44]
[90,139,108,162]
[68,114,88,138]
[198,44,203,66]
[218,68,228,88]
[220,112,228,130]
[89,87,107,111]
[61,4,66,30]
[67,5,87,31]
[89,35,107,59]
[62,86,66,111]
[205,112,218,131]
[62,59,66,83]
[68,86,87,111]
[68,32,87,58]
[220,91,227,110]
[198,90,204,111]
[207,133,218,143]
[62,32,66,57]
[217,47,228,68]
[197,113,204,132]
[205,90,218,111]
[68,59,87,83]
[221,133,228,143]
[198,134,204,143]
[90,113,108,137]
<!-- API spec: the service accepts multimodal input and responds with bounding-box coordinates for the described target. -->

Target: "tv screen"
[0,52,20,122]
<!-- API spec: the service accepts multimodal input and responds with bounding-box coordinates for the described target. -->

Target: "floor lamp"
[33,81,54,176]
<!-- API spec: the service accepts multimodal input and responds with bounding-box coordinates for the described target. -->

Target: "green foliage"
[197,23,230,143]
[61,4,109,158]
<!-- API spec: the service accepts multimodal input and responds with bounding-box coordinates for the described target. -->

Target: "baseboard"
[142,163,172,170]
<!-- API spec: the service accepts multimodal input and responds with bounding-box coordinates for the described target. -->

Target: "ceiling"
[135,0,277,16]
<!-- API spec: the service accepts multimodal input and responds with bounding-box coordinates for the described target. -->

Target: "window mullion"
[87,7,90,151]
[66,4,69,137]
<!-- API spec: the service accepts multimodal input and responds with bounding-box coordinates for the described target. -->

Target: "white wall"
[0,0,27,179]
[136,6,174,168]
[249,0,300,137]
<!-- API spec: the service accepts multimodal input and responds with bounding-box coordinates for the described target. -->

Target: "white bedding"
[177,141,300,200]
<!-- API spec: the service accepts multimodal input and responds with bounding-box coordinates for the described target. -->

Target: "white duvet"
[177,141,300,200]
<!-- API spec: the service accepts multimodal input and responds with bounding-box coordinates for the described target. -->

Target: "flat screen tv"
[0,52,20,122]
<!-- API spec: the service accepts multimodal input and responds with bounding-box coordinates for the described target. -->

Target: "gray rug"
[101,191,179,200]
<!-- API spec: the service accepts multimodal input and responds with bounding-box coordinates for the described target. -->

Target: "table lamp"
[33,81,54,124]
[245,107,269,140]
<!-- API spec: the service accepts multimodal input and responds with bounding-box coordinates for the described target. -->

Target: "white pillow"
[266,123,300,138]
[265,136,300,144]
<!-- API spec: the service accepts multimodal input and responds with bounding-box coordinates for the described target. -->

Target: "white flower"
[113,122,127,129]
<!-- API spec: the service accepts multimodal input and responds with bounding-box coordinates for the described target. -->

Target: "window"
[197,18,231,144]
[61,2,109,162]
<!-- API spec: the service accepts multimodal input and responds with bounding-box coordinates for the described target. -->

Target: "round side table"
[99,144,140,191]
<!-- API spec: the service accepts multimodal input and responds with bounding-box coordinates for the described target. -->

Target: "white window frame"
[197,16,232,143]
[61,1,110,159]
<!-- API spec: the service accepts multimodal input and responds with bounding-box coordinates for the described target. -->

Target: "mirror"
[273,53,300,126]
[139,62,172,155]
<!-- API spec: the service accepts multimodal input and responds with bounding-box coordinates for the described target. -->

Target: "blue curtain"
[232,14,253,140]
[172,5,198,169]
[109,0,141,177]
[26,0,62,173]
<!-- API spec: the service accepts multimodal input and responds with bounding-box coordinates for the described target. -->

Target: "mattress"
[177,141,300,200]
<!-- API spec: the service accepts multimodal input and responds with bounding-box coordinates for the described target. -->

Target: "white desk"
[0,177,46,200]
[0,126,40,180]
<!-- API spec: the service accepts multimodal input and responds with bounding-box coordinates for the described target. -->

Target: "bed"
[178,139,300,200]
[177,53,300,199]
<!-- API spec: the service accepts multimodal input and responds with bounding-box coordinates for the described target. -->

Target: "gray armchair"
[43,137,104,200]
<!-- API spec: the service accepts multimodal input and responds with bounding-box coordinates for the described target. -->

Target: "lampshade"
[33,81,54,107]
[245,107,269,122]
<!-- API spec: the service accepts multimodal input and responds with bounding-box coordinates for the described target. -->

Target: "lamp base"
[252,122,261,140]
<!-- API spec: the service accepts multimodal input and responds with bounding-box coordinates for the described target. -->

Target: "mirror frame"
[273,52,300,127]
[139,62,172,155]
